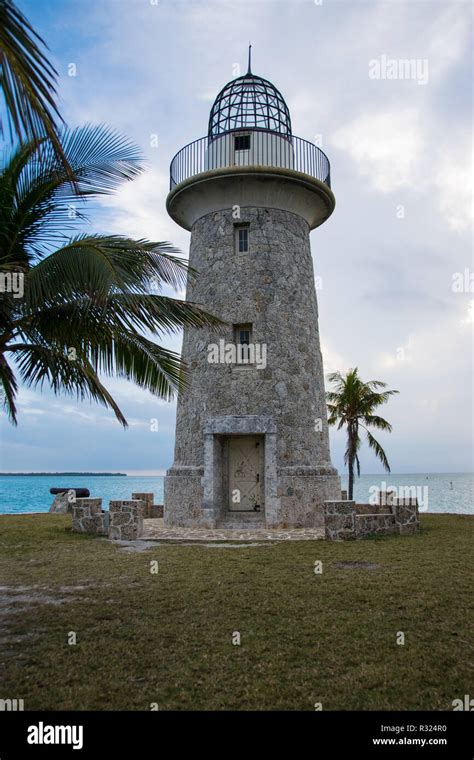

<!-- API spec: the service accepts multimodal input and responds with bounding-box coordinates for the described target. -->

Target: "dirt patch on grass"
[0,585,100,645]
[0,586,84,651]
[334,561,382,570]
[113,540,273,551]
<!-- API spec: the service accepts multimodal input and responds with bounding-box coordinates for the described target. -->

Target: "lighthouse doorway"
[228,435,264,512]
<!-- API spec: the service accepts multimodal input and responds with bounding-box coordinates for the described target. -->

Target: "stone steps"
[217,512,265,530]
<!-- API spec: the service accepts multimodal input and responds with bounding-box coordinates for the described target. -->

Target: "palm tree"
[326,368,399,500]
[0,0,71,175]
[0,124,219,426]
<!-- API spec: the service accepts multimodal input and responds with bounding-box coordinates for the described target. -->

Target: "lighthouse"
[165,52,340,529]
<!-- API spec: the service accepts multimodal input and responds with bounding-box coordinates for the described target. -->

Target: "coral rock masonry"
[109,500,144,540]
[323,500,420,541]
[72,498,107,535]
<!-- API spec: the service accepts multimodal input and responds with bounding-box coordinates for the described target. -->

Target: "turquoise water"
[342,472,473,514]
[0,475,165,514]
[0,472,472,515]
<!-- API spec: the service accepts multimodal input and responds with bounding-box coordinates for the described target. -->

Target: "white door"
[228,436,263,511]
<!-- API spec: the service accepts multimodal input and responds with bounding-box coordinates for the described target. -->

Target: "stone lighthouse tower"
[165,53,340,529]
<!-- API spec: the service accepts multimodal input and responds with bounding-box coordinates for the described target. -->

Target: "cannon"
[49,487,90,513]
[49,487,90,497]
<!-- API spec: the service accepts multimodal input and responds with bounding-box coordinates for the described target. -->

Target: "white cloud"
[460,300,474,326]
[103,377,177,408]
[373,299,474,394]
[97,169,190,254]
[426,3,471,80]
[321,340,347,375]
[332,109,422,193]
[434,147,474,232]
[378,335,417,370]
[16,388,47,409]
[333,110,473,232]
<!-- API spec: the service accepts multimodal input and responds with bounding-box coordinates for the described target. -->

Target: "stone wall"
[324,499,420,540]
[131,493,163,519]
[72,499,108,535]
[109,500,144,540]
[164,466,206,527]
[355,513,398,538]
[277,469,343,528]
[324,501,356,540]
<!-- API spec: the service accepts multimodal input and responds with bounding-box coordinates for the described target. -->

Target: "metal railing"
[169,131,331,190]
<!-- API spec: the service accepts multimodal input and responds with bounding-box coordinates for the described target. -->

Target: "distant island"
[0,472,128,477]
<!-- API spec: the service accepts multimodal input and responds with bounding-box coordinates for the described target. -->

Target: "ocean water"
[0,472,472,515]
[341,472,473,514]
[0,475,165,515]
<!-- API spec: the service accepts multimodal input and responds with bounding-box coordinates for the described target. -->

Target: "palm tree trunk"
[348,456,354,500]
[347,423,355,500]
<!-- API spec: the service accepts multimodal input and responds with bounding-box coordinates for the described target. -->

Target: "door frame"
[202,415,278,526]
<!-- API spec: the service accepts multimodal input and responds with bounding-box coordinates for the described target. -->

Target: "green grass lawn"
[0,513,472,711]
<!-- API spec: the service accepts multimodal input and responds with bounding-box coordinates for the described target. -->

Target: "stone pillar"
[131,492,153,518]
[393,501,420,534]
[323,500,356,540]
[108,500,144,540]
[72,498,107,535]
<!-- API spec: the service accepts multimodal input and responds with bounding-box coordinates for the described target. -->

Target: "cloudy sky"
[1,0,472,475]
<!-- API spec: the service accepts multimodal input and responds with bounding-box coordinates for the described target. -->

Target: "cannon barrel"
[49,487,90,497]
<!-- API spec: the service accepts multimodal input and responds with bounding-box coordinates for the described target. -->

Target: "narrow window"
[234,224,249,254]
[235,325,251,345]
[234,134,251,151]
[233,323,253,364]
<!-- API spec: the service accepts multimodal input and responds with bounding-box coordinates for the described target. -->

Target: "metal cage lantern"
[208,71,292,140]
[169,48,332,192]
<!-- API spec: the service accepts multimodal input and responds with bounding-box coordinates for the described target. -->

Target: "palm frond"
[361,415,393,432]
[0,127,144,263]
[0,0,72,176]
[9,341,128,426]
[58,123,143,194]
[22,236,190,304]
[355,452,361,477]
[365,429,391,472]
[6,331,185,422]
[89,331,186,400]
[0,353,18,423]
[15,294,221,355]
